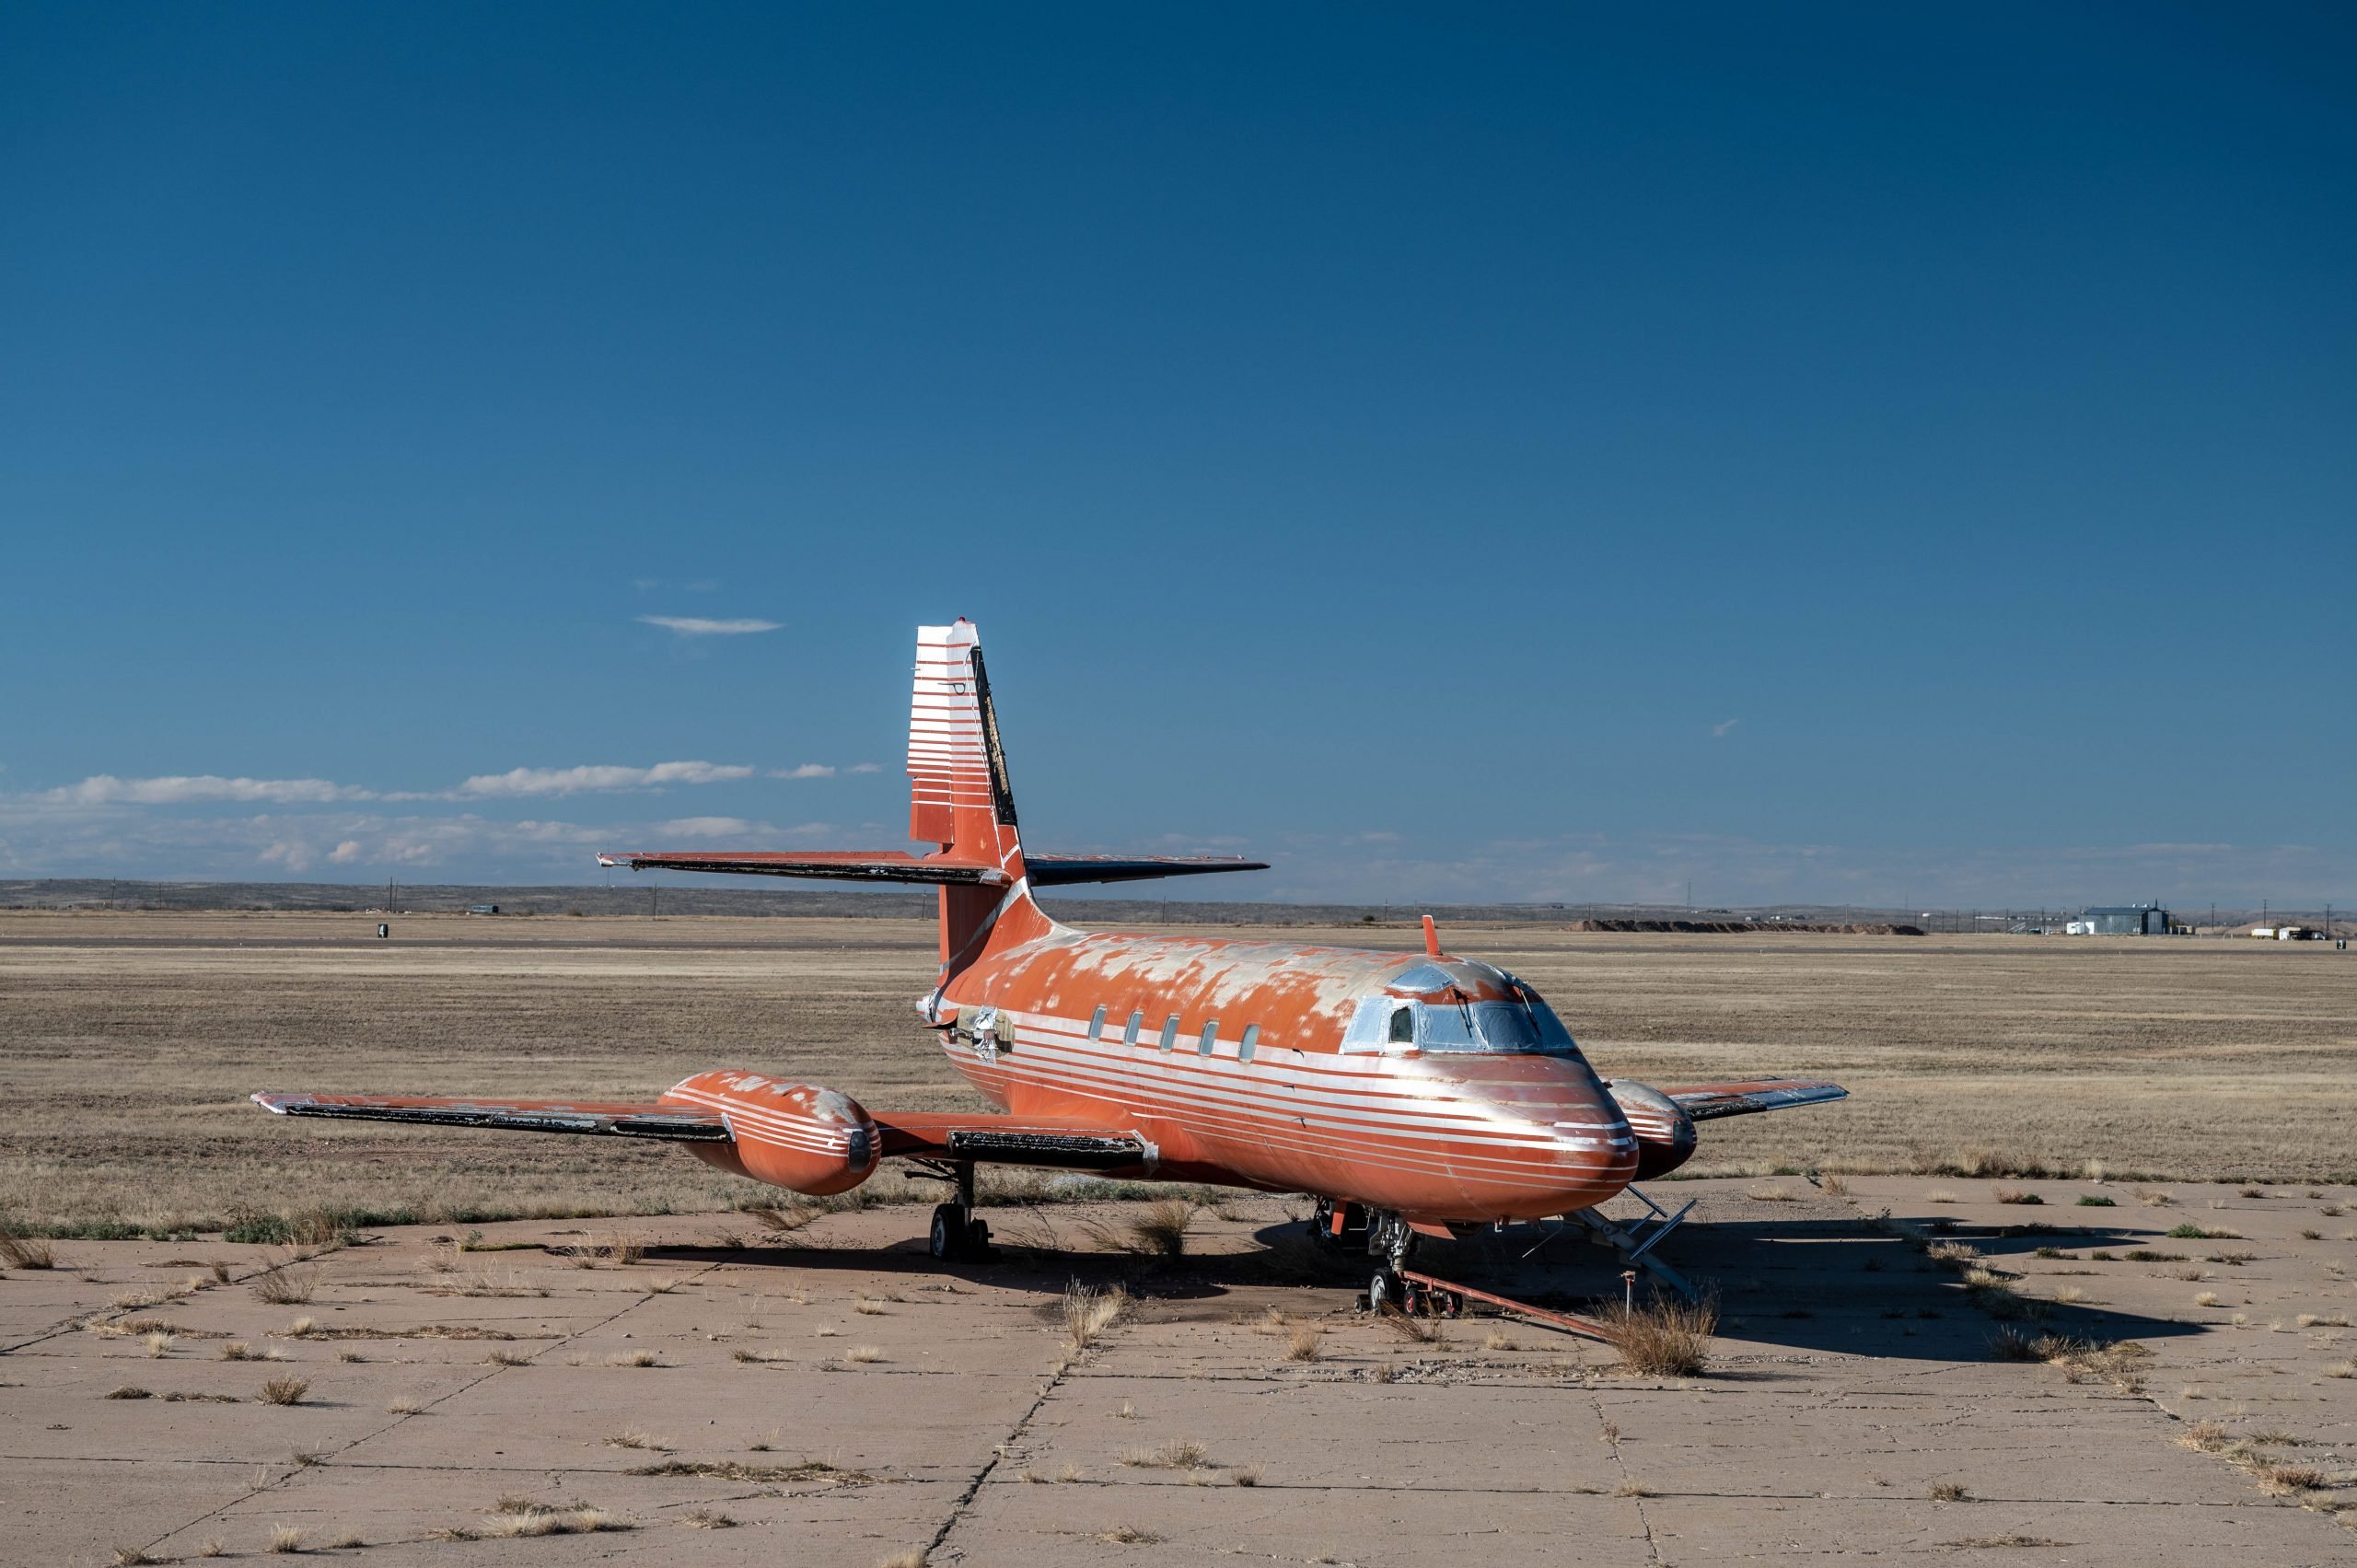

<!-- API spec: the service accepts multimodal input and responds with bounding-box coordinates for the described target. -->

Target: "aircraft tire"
[929,1204,960,1260]
[1366,1267,1400,1315]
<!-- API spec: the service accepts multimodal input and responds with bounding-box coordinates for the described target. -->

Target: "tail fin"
[598,618,1267,984]
[908,620,1025,882]
[909,620,1042,980]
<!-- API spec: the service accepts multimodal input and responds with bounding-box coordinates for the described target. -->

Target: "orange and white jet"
[258,621,1843,1305]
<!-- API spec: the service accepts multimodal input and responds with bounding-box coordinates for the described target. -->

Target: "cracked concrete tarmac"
[5,1179,2353,1565]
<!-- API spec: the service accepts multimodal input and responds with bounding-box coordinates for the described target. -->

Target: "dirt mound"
[1565,919,1924,935]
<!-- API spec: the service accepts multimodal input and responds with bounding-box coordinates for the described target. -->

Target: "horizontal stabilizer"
[1662,1079,1848,1121]
[251,1092,731,1142]
[1027,854,1269,886]
[598,851,1007,885]
[598,849,1267,887]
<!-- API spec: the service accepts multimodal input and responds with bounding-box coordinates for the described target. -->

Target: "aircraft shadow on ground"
[638,1208,2202,1361]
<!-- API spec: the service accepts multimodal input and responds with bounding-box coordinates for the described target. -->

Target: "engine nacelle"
[660,1070,880,1197]
[1604,1080,1698,1181]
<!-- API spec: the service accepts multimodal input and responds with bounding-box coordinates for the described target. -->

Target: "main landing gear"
[927,1160,993,1261]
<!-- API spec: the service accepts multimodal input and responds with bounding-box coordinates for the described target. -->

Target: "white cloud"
[769,763,836,780]
[1711,719,1740,738]
[847,761,885,774]
[650,817,753,837]
[457,761,753,798]
[328,839,365,864]
[637,615,781,636]
[44,774,371,806]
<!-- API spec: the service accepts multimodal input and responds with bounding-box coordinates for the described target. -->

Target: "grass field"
[3,909,2351,1235]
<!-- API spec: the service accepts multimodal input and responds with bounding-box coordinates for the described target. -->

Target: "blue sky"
[2,4,2351,907]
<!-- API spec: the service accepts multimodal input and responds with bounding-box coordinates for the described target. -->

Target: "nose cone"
[1422,1054,1639,1220]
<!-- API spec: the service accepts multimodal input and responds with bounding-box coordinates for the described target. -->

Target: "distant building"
[467,903,500,915]
[2251,925,2313,941]
[2073,903,2170,935]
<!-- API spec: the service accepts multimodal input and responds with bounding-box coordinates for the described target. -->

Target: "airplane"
[257,620,1845,1309]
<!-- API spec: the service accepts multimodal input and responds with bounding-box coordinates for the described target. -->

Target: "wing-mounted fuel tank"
[658,1070,880,1196]
[1603,1080,1698,1180]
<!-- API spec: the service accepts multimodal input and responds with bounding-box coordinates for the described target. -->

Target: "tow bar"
[1395,1267,1615,1344]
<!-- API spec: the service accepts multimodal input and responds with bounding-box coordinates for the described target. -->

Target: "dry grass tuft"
[2178,1420,2232,1453]
[1817,1172,1851,1196]
[747,1204,819,1235]
[853,1296,890,1315]
[1991,1187,2043,1205]
[682,1508,737,1529]
[1377,1305,1446,1345]
[483,1346,530,1366]
[629,1458,874,1484]
[844,1345,887,1364]
[2254,1462,2328,1497]
[111,1549,158,1566]
[605,1427,673,1452]
[388,1395,424,1414]
[1483,1329,1517,1352]
[608,1349,661,1368]
[143,1330,175,1358]
[258,1376,309,1406]
[1596,1295,1718,1377]
[1062,1280,1130,1350]
[197,1542,225,1559]
[1092,1525,1165,1545]
[0,1233,57,1270]
[216,1341,261,1362]
[876,1552,928,1568]
[1929,1481,1971,1502]
[1612,1479,1655,1497]
[1122,1438,1211,1470]
[447,1501,631,1539]
[1120,1199,1196,1259]
[267,1525,305,1553]
[2324,1361,2355,1379]
[250,1263,319,1306]
[106,1385,153,1400]
[1287,1325,1324,1363]
[1746,1185,1795,1202]
[2195,1291,2222,1307]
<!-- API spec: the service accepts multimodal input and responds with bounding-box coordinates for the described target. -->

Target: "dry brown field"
[3,909,2351,1235]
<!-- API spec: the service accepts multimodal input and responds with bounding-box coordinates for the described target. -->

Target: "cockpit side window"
[1387,1004,1416,1045]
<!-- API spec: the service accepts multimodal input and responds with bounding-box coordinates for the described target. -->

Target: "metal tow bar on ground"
[1396,1268,1615,1344]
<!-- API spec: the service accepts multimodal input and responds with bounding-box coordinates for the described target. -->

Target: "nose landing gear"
[1353,1209,1462,1318]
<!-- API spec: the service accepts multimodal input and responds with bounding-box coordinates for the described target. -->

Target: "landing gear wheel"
[1367,1267,1402,1315]
[929,1203,963,1260]
[966,1217,992,1259]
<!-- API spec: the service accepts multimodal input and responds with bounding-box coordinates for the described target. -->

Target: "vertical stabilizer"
[907,621,1041,979]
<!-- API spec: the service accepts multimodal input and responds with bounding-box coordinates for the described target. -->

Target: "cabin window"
[1088,1005,1107,1041]
[1239,1024,1260,1063]
[1387,1004,1417,1045]
[1123,1009,1143,1046]
[1158,1015,1179,1052]
[1199,1018,1219,1057]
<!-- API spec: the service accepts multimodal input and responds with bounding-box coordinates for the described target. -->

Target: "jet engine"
[659,1070,880,1196]
[1603,1080,1698,1180]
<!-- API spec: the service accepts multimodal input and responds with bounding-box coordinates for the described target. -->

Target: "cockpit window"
[1387,1004,1416,1044]
[1411,986,1582,1055]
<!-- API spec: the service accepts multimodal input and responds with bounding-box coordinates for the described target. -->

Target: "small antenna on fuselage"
[1422,914,1440,958]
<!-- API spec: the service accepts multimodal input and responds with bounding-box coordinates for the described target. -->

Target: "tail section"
[598,617,1269,985]
[909,620,1041,981]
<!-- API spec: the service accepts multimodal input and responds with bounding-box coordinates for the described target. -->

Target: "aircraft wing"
[1661,1078,1848,1121]
[252,1093,1152,1171]
[872,1111,1154,1170]
[251,1092,732,1142]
